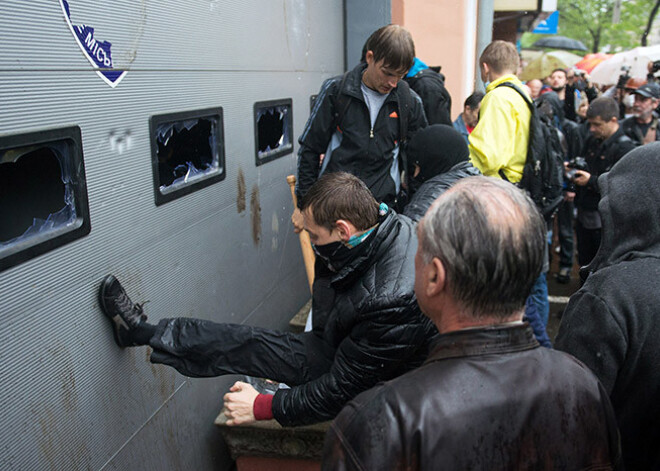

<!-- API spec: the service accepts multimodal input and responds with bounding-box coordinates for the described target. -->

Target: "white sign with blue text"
[533,11,559,35]
[59,0,127,87]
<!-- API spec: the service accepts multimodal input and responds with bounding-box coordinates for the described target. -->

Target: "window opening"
[0,127,90,272]
[150,107,225,205]
[254,99,293,166]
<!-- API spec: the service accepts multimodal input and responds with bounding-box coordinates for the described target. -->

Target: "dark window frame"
[253,98,294,166]
[0,126,91,272]
[149,107,226,206]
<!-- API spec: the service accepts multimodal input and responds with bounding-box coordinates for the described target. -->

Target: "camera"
[616,65,632,90]
[566,157,589,181]
[653,60,660,73]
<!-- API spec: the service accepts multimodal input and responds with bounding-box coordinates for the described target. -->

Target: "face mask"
[623,94,635,108]
[312,224,378,271]
[312,241,352,272]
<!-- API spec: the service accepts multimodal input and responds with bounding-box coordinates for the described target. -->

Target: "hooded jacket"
[403,161,481,222]
[555,143,660,470]
[404,57,452,126]
[324,324,621,470]
[273,209,438,426]
[297,62,427,207]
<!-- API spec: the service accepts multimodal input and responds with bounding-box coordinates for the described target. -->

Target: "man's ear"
[365,50,374,65]
[334,219,353,242]
[425,257,446,297]
[481,62,490,79]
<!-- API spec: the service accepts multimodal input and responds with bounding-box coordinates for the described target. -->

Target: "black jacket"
[297,63,427,207]
[620,114,660,146]
[576,126,635,212]
[556,143,660,470]
[564,83,598,122]
[403,161,481,222]
[323,324,621,470]
[273,210,438,426]
[404,68,452,126]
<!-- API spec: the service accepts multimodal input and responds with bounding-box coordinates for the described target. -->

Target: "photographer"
[646,59,660,85]
[621,83,660,146]
[605,67,645,120]
[571,97,636,270]
[549,68,598,122]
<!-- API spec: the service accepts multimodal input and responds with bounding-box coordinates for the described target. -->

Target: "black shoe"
[555,267,571,284]
[99,275,147,348]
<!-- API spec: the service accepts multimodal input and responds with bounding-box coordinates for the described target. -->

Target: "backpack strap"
[331,71,352,132]
[496,81,533,109]
[396,79,412,144]
[395,79,412,191]
[495,81,534,181]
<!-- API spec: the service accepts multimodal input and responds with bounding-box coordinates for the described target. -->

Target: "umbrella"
[590,45,660,85]
[519,50,583,81]
[532,36,588,52]
[573,53,612,73]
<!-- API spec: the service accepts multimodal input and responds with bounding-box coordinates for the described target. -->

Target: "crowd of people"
[98,26,658,470]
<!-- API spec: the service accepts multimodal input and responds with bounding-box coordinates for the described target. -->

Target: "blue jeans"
[524,296,552,348]
[529,272,550,327]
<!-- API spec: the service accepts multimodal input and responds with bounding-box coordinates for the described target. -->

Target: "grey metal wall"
[344,0,392,70]
[0,1,344,469]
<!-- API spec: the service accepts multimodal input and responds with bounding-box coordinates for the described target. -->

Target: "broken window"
[254,99,293,166]
[150,107,225,205]
[0,127,91,272]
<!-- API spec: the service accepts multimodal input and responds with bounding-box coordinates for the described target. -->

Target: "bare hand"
[291,208,304,234]
[564,191,575,202]
[573,170,591,187]
[223,381,259,426]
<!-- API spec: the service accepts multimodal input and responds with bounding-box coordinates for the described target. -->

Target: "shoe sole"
[98,275,129,348]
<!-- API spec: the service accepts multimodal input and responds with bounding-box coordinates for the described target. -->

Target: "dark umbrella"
[532,36,588,52]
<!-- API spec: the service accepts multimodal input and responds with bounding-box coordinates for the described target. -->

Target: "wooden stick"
[287,175,315,293]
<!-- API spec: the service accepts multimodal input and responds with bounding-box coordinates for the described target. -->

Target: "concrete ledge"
[215,411,330,464]
[289,299,312,333]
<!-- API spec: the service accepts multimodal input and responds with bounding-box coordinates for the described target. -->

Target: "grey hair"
[418,176,545,320]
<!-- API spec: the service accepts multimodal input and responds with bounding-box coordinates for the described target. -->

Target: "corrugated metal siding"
[0,1,344,469]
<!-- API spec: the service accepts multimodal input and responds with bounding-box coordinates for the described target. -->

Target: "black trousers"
[148,318,335,386]
[575,220,601,267]
[557,199,575,270]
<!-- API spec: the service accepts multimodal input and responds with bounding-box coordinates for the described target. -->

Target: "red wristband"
[253,393,274,421]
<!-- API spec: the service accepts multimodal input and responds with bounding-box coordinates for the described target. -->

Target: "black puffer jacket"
[323,324,622,470]
[273,210,438,426]
[403,161,481,222]
[297,62,428,207]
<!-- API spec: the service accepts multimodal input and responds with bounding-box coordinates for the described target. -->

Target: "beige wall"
[393,0,479,119]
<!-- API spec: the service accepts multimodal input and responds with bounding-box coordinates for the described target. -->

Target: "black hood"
[537,91,565,124]
[587,142,660,274]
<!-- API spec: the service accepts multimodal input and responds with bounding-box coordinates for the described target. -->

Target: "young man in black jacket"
[323,177,621,470]
[291,25,427,231]
[99,172,437,427]
[572,97,636,267]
